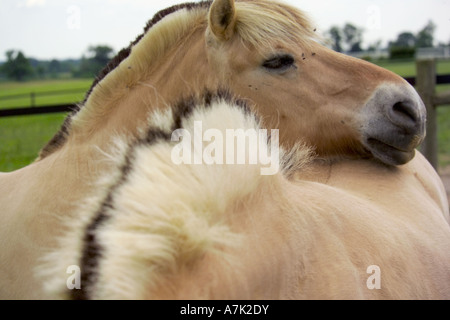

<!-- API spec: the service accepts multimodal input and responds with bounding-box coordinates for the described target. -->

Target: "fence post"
[416,59,438,169]
[30,92,36,107]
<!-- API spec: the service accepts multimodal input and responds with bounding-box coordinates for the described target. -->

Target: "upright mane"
[38,0,315,160]
[84,1,214,108]
[38,1,213,159]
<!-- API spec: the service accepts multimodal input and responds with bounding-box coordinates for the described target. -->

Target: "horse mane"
[36,90,312,299]
[38,1,213,160]
[38,0,316,160]
[83,2,215,108]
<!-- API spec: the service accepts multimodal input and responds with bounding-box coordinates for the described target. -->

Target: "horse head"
[206,0,426,166]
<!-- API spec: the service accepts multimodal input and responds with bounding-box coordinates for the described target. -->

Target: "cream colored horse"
[37,94,450,300]
[0,0,448,299]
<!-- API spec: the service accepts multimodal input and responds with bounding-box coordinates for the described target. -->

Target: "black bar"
[0,104,76,117]
[0,88,87,101]
[405,74,450,86]
[404,76,416,86]
[437,74,450,85]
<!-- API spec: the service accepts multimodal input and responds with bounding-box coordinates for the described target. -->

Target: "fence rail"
[0,87,85,116]
[0,104,76,117]
[0,88,86,102]
[404,74,450,87]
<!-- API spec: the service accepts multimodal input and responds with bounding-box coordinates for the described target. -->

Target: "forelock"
[234,0,317,53]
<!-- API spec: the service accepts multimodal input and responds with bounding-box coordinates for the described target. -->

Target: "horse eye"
[262,55,295,72]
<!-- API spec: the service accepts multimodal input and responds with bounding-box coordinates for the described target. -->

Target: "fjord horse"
[38,93,450,300]
[0,0,448,299]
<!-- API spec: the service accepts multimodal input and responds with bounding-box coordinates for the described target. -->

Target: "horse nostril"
[391,101,418,126]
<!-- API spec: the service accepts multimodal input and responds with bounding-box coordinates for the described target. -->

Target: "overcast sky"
[0,0,449,60]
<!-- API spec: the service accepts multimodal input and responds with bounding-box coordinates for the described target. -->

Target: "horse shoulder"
[299,154,448,225]
[407,151,449,223]
[0,167,46,299]
[285,179,450,299]
[0,148,108,299]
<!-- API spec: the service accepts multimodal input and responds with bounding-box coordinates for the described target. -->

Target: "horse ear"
[209,0,236,41]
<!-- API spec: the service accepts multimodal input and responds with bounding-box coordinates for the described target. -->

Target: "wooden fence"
[415,59,450,169]
[0,104,76,117]
[0,88,84,117]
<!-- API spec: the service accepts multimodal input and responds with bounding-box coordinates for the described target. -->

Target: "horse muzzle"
[360,82,427,166]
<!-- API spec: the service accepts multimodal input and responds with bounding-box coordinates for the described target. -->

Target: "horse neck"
[68,26,218,155]
[13,25,219,226]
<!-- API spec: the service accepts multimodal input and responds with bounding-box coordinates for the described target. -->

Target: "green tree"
[35,65,46,79]
[77,45,114,77]
[416,20,436,48]
[343,23,363,53]
[328,26,343,53]
[388,32,417,59]
[2,50,33,81]
[394,32,417,48]
[48,59,61,74]
[367,40,382,52]
[89,45,114,66]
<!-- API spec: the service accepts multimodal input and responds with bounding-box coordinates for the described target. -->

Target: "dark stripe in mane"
[70,151,136,300]
[172,88,251,131]
[71,89,251,300]
[39,1,213,160]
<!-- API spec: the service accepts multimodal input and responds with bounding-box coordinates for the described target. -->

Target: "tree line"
[0,20,448,82]
[327,20,446,59]
[0,45,114,82]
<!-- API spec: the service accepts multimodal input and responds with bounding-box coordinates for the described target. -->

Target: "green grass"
[436,84,450,168]
[376,60,417,77]
[0,79,92,172]
[0,79,92,109]
[375,59,450,77]
[0,60,450,172]
[0,113,67,172]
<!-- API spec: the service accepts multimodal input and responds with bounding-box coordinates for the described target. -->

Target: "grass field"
[0,113,67,171]
[0,60,450,172]
[0,79,92,172]
[0,79,92,109]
